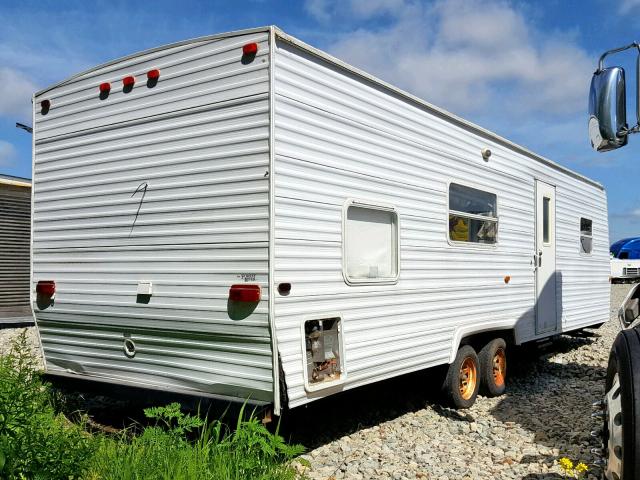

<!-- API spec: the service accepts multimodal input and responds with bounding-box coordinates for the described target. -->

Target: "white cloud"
[0,68,38,122]
[306,0,410,22]
[0,141,17,167]
[305,0,334,22]
[308,0,594,119]
[611,209,640,225]
[619,0,640,13]
[348,0,410,18]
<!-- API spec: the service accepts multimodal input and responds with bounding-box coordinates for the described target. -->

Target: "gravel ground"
[0,325,43,370]
[292,283,633,480]
[0,284,633,479]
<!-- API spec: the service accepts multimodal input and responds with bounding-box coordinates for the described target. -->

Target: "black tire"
[605,328,640,479]
[442,345,480,409]
[478,338,507,397]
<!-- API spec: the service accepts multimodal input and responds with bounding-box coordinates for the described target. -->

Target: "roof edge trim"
[34,26,273,97]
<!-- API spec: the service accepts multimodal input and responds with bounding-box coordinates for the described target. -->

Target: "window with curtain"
[580,217,593,254]
[448,183,498,244]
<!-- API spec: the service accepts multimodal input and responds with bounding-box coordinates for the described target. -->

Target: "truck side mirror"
[619,283,640,329]
[589,66,628,152]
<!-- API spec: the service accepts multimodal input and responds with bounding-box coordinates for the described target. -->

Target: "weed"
[0,330,305,480]
[88,402,304,480]
[0,329,95,479]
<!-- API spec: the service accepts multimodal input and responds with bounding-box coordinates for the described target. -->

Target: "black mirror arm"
[620,124,640,136]
[596,42,640,73]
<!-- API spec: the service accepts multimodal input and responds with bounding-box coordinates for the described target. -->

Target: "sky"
[1,0,639,242]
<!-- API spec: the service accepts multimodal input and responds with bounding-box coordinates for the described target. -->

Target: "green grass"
[0,330,305,480]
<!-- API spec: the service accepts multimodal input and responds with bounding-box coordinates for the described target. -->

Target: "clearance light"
[243,43,258,56]
[41,99,51,110]
[99,82,111,94]
[36,280,56,297]
[123,75,136,87]
[147,69,160,80]
[229,284,261,302]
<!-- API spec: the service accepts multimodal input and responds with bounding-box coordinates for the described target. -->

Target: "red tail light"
[123,75,136,87]
[99,82,111,93]
[229,284,261,302]
[147,69,160,80]
[36,281,56,296]
[243,43,258,55]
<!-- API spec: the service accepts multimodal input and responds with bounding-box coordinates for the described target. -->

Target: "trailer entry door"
[535,180,558,334]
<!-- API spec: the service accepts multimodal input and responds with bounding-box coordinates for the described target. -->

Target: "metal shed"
[0,174,32,326]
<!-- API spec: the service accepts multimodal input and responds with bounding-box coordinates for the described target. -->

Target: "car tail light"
[99,82,111,93]
[36,281,56,296]
[123,75,135,87]
[147,69,160,80]
[243,43,258,55]
[229,284,261,302]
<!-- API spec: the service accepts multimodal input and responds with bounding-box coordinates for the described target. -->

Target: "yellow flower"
[575,462,588,474]
[558,457,588,478]
[559,457,574,472]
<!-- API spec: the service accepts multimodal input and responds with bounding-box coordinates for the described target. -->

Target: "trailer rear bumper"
[44,370,271,408]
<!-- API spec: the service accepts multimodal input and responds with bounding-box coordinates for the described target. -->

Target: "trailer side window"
[448,183,497,244]
[543,197,550,244]
[580,217,593,254]
[344,202,399,284]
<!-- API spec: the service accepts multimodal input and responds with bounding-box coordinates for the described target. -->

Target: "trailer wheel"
[478,338,507,397]
[443,345,479,409]
[603,328,640,479]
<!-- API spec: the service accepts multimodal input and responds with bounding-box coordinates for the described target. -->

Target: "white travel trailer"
[31,26,610,414]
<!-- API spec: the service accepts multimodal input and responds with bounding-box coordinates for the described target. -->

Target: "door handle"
[538,251,542,267]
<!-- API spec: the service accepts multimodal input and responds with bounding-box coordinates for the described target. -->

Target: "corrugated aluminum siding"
[272,39,609,408]
[0,183,31,309]
[32,31,274,402]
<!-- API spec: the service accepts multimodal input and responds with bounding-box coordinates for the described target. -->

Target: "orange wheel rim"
[493,348,506,387]
[459,357,477,400]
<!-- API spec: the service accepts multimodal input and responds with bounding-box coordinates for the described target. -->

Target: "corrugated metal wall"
[0,181,31,312]
[32,31,274,402]
[272,38,609,408]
